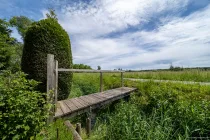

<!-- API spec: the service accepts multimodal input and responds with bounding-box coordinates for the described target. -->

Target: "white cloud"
[42,0,210,70]
[57,0,189,37]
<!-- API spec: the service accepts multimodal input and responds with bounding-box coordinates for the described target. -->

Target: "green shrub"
[0,71,50,139]
[21,18,73,100]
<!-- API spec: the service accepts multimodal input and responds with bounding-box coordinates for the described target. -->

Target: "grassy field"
[38,71,210,139]
[89,81,210,139]
[124,70,210,82]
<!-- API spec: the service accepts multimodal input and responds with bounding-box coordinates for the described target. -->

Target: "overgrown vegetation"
[0,71,50,139]
[88,78,210,139]
[65,73,210,140]
[36,119,73,140]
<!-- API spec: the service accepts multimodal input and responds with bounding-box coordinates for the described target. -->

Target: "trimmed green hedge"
[21,18,73,100]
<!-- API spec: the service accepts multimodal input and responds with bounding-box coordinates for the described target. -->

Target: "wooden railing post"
[54,60,58,111]
[47,54,55,124]
[121,72,124,87]
[100,72,103,92]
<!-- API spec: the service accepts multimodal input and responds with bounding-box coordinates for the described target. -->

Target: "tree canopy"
[9,16,33,38]
[73,64,92,69]
[0,19,19,71]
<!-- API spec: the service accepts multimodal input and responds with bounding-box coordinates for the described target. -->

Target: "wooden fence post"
[54,60,58,112]
[76,123,81,136]
[100,72,103,92]
[47,54,55,124]
[86,117,91,136]
[121,72,124,87]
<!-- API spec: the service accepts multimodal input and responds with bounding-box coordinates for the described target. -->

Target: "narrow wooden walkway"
[54,87,136,119]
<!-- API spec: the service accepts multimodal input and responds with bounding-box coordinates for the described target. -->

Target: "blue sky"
[1,0,210,70]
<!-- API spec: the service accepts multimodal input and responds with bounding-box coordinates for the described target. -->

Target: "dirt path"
[124,78,210,86]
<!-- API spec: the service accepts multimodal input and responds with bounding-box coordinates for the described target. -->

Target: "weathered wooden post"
[54,60,58,111]
[86,117,91,136]
[76,123,81,136]
[100,72,103,92]
[47,54,55,124]
[121,72,124,87]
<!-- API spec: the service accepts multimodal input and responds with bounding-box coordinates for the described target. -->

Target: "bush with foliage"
[21,16,73,100]
[0,71,50,139]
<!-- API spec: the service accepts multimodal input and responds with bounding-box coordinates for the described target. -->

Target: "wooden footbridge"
[46,54,136,122]
[55,87,136,118]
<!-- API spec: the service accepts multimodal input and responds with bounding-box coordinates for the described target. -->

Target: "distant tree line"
[73,64,92,69]
[169,64,184,71]
[125,66,210,72]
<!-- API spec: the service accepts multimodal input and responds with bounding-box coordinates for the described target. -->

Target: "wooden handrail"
[57,68,125,73]
[47,54,125,123]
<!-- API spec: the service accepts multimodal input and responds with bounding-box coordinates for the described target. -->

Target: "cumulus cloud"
[42,0,210,70]
[57,0,189,37]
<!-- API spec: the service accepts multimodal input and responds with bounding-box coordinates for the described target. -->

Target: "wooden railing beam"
[58,69,125,73]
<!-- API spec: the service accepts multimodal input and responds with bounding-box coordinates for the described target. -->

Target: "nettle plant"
[0,71,50,139]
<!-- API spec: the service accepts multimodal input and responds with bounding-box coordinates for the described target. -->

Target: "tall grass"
[124,70,210,82]
[88,81,210,140]
[36,119,73,140]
